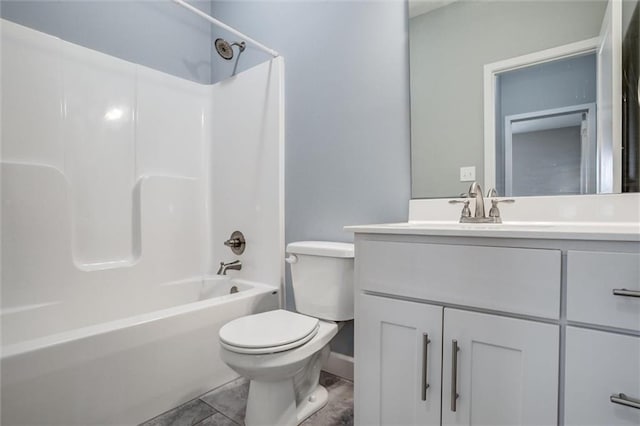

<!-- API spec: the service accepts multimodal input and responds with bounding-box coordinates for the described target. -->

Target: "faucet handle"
[449,199,471,218]
[488,199,515,218]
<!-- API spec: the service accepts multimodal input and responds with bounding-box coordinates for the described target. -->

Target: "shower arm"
[171,0,279,58]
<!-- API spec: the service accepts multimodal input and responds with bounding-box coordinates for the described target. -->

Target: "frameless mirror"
[409,0,639,198]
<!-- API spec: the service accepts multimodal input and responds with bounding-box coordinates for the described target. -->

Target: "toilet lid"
[219,310,319,353]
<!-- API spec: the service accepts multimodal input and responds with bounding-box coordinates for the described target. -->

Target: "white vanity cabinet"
[441,309,558,426]
[564,250,640,426]
[356,293,559,426]
[352,232,640,426]
[565,327,640,426]
[357,294,443,425]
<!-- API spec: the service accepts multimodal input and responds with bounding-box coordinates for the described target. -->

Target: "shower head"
[214,38,246,60]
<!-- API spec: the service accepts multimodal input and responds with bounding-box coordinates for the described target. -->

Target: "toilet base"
[296,384,329,423]
[244,380,329,426]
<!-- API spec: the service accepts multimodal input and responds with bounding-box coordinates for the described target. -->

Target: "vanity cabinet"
[564,250,640,426]
[565,327,640,426]
[357,294,443,425]
[441,308,558,426]
[352,233,640,426]
[356,294,558,426]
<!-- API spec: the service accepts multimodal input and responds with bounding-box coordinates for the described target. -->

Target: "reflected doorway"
[504,104,596,196]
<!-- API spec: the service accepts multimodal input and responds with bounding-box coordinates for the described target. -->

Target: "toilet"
[218,241,354,426]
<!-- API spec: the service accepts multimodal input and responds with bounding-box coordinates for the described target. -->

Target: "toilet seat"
[219,310,320,355]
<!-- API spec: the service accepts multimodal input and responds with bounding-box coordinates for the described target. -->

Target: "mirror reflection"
[409,0,639,198]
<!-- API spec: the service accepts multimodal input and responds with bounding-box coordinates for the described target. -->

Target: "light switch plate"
[460,166,476,182]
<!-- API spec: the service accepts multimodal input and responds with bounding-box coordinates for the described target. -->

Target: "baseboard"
[323,351,354,381]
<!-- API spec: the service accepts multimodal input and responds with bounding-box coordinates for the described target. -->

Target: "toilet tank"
[287,241,354,321]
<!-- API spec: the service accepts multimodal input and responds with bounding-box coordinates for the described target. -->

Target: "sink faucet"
[217,260,242,275]
[449,182,515,224]
[468,182,486,219]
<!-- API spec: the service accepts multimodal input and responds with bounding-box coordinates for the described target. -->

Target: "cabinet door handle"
[421,333,430,401]
[451,339,460,412]
[612,288,640,298]
[611,393,640,409]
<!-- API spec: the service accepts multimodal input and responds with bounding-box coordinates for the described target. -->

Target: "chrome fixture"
[451,340,460,412]
[612,288,640,298]
[214,38,246,60]
[486,187,498,198]
[449,182,515,223]
[488,198,515,220]
[172,0,279,58]
[468,182,486,218]
[217,260,242,275]
[610,393,640,409]
[224,230,246,255]
[421,333,431,401]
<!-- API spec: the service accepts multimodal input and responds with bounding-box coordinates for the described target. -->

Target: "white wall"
[210,58,285,291]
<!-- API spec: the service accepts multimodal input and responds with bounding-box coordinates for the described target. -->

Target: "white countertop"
[347,194,640,241]
[345,221,640,241]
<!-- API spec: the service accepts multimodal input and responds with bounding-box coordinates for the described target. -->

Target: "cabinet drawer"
[567,251,640,331]
[357,241,561,318]
[565,327,640,426]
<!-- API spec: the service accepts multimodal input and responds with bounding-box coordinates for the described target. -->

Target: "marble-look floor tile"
[200,377,249,424]
[195,412,239,426]
[140,399,217,426]
[302,374,354,426]
[146,372,353,426]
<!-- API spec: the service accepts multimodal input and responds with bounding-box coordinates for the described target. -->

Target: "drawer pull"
[421,333,430,401]
[612,289,640,298]
[451,339,460,412]
[610,393,640,409]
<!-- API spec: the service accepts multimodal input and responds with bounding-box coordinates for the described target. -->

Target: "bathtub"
[1,276,279,426]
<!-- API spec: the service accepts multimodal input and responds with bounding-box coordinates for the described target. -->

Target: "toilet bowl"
[218,241,354,426]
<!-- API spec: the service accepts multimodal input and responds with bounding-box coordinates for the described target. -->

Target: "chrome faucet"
[468,182,486,219]
[217,260,242,275]
[449,182,515,223]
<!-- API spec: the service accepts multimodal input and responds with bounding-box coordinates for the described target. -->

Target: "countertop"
[345,221,640,241]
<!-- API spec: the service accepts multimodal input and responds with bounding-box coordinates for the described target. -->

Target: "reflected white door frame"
[483,37,600,190]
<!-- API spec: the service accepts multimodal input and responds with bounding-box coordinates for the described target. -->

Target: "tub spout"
[217,260,242,275]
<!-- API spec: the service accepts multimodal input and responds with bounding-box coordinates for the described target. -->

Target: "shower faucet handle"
[223,231,246,255]
[224,238,243,248]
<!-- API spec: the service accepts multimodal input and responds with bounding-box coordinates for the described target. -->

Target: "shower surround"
[1,19,284,425]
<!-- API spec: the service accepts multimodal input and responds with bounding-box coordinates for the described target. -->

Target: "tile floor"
[139,372,353,426]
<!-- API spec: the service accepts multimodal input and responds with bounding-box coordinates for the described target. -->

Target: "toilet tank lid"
[286,241,354,258]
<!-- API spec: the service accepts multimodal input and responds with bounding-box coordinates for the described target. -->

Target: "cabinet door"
[565,327,640,426]
[355,294,443,426]
[441,309,559,426]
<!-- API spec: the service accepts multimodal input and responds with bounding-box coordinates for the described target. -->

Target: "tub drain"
[230,285,239,294]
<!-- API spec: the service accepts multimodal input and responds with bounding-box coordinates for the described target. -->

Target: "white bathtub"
[1,276,279,425]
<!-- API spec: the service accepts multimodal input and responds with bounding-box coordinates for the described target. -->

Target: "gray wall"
[1,1,214,84]
[209,0,411,356]
[512,127,582,196]
[409,0,606,198]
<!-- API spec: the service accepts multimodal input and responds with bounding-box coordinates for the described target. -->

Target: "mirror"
[409,0,639,198]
